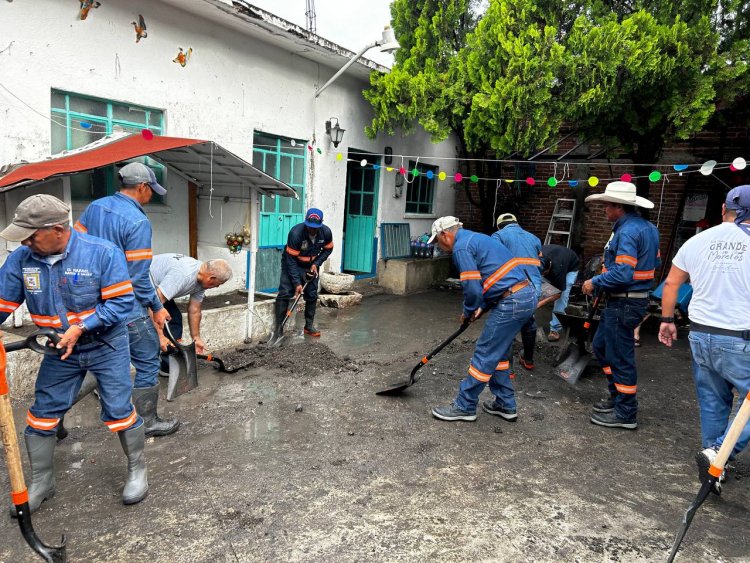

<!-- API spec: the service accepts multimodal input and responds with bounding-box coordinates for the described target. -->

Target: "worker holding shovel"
[582,181,660,430]
[270,208,334,343]
[0,194,149,514]
[429,216,537,423]
[659,184,750,493]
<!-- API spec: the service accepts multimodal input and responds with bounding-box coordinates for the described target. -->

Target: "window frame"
[404,161,439,216]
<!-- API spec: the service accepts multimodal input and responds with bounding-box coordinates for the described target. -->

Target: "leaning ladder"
[544,198,576,248]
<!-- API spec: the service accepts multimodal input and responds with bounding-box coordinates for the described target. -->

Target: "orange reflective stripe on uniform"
[482,258,540,293]
[495,361,510,371]
[101,280,133,299]
[615,255,637,267]
[615,383,637,394]
[30,314,62,328]
[460,271,481,281]
[73,221,87,233]
[323,241,334,249]
[0,298,21,313]
[66,309,96,323]
[601,265,608,273]
[633,269,655,280]
[105,409,138,432]
[285,246,301,256]
[468,364,491,382]
[296,255,312,263]
[124,248,153,261]
[602,366,612,375]
[26,411,60,430]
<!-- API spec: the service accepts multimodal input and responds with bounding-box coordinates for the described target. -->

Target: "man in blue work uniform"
[582,181,660,430]
[73,162,178,437]
[429,216,537,422]
[492,213,543,370]
[0,194,148,514]
[271,208,334,341]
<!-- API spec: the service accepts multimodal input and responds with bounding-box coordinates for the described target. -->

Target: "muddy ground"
[1,291,748,562]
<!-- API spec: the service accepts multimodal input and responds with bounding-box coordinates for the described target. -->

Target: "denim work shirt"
[492,223,542,295]
[283,222,334,286]
[592,212,660,293]
[0,230,134,333]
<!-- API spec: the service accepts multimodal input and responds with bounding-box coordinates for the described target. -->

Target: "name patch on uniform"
[64,267,93,279]
[22,268,41,292]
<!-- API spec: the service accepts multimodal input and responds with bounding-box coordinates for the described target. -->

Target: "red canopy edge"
[0,135,206,190]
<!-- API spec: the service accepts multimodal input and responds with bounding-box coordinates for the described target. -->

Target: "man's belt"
[609,291,649,298]
[690,322,750,341]
[500,280,530,299]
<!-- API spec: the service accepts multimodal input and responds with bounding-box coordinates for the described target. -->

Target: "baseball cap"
[118,162,166,195]
[427,216,462,243]
[725,185,750,210]
[496,213,517,227]
[0,194,71,242]
[304,208,324,229]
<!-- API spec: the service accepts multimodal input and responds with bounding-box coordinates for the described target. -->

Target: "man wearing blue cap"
[271,208,334,342]
[659,184,750,494]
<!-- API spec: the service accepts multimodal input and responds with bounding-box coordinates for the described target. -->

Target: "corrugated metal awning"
[0,133,298,199]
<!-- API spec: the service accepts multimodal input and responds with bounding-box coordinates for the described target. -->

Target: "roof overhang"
[0,133,298,199]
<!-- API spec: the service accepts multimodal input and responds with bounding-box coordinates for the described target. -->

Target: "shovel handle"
[710,391,750,477]
[0,342,28,503]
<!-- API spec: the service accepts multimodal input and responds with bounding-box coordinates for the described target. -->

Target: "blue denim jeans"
[592,297,647,421]
[688,331,750,458]
[127,314,161,388]
[27,326,140,436]
[454,286,537,412]
[550,271,579,332]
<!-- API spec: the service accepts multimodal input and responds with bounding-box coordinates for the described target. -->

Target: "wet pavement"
[1,291,748,562]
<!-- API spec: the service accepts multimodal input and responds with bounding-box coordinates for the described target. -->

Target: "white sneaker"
[696,447,726,495]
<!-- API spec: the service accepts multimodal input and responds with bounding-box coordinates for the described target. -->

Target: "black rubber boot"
[520,322,536,365]
[118,424,149,505]
[303,300,320,337]
[270,299,289,342]
[133,385,180,437]
[10,434,56,518]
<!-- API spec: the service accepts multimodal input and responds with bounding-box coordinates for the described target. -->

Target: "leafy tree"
[365,0,750,229]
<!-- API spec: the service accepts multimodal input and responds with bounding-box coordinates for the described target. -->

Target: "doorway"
[343,150,380,274]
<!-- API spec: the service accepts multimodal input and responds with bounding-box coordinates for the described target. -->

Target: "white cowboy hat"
[584,181,654,209]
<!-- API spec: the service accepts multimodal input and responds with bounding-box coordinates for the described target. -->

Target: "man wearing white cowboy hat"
[581,181,660,429]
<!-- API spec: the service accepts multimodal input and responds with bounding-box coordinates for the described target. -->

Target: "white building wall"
[0,0,458,294]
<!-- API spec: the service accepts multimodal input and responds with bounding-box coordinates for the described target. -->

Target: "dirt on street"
[1,291,748,562]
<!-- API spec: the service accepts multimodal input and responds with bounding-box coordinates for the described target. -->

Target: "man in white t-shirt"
[150,254,233,362]
[659,184,750,495]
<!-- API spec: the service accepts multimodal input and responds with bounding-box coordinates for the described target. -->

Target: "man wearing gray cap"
[659,184,750,494]
[70,161,179,438]
[0,194,149,513]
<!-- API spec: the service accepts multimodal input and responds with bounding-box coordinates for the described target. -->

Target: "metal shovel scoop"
[163,325,198,401]
[377,320,471,396]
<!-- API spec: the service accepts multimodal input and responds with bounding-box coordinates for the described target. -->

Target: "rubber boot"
[10,434,56,518]
[57,372,99,441]
[303,300,321,337]
[520,323,536,365]
[270,299,289,343]
[118,424,149,505]
[133,385,180,437]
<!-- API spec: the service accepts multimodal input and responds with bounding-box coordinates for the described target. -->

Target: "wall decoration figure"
[132,14,147,42]
[172,47,192,67]
[79,0,101,20]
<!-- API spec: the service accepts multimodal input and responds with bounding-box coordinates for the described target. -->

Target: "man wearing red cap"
[270,208,334,342]
[659,184,750,494]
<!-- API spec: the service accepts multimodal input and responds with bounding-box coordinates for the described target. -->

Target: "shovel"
[1,330,67,562]
[267,279,311,348]
[377,319,471,396]
[197,353,239,374]
[666,391,750,562]
[554,292,603,385]
[163,325,198,401]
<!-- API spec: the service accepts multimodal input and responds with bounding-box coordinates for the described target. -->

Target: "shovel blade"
[166,342,198,401]
[555,347,590,385]
[376,380,412,396]
[667,479,714,563]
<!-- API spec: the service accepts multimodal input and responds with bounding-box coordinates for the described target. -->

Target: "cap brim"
[149,182,167,196]
[0,223,37,242]
[304,221,322,228]
[427,233,437,244]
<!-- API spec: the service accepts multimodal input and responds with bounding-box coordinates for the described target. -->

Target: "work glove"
[305,270,316,282]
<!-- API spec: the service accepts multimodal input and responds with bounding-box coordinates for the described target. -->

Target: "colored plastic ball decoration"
[470,175,478,183]
[620,173,632,182]
[454,173,463,182]
[588,176,599,187]
[547,177,557,187]
[526,177,535,186]
[438,171,446,181]
[648,170,662,182]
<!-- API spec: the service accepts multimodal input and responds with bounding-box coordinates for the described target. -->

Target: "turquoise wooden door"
[344,153,380,273]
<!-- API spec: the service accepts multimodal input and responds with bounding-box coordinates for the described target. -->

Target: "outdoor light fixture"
[325,118,346,148]
[314,26,401,98]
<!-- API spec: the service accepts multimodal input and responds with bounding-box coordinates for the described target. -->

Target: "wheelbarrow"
[552,293,603,385]
[1,330,67,562]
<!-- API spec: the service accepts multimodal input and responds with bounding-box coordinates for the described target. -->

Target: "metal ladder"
[544,198,576,248]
